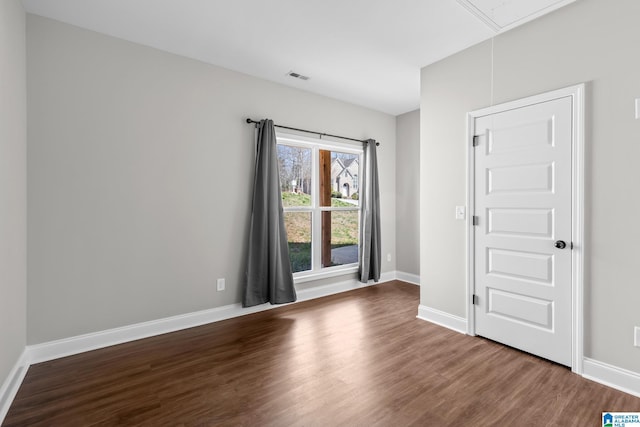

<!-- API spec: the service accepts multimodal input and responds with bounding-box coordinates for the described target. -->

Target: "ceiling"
[21,0,575,116]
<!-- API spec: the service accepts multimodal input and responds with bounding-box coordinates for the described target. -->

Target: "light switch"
[455,206,466,220]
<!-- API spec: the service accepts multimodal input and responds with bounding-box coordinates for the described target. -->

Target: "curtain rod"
[245,118,380,146]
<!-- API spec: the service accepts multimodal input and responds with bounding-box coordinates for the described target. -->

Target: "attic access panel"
[457,0,577,32]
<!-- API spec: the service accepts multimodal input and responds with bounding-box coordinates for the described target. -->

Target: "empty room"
[1,0,639,425]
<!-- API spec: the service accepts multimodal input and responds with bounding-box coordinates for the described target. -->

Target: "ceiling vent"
[457,0,576,33]
[287,71,310,81]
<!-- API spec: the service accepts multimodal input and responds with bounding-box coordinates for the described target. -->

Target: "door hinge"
[473,135,480,147]
[472,294,478,305]
[472,215,479,226]
[571,241,574,250]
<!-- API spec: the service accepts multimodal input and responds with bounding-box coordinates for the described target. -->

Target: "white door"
[473,95,573,366]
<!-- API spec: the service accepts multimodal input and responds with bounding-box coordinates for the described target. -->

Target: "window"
[277,133,361,280]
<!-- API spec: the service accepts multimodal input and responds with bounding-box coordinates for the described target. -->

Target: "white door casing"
[466,85,584,372]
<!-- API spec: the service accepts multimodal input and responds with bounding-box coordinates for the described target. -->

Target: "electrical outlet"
[217,278,225,292]
[635,326,640,347]
[387,253,391,262]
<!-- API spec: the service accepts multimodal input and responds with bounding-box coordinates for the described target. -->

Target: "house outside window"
[277,133,361,281]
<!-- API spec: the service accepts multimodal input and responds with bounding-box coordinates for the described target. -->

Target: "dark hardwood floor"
[4,281,640,426]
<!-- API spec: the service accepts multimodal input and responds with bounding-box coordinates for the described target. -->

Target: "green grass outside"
[288,242,312,273]
[282,192,311,207]
[282,192,358,272]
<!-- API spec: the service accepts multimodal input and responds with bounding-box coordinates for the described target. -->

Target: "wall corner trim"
[417,304,467,334]
[396,271,420,286]
[582,357,640,398]
[0,349,30,424]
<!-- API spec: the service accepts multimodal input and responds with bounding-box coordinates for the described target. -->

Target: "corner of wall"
[417,305,467,334]
[0,0,28,424]
[0,350,29,424]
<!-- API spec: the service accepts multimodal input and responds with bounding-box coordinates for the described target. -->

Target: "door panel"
[486,289,553,329]
[474,96,572,366]
[488,208,553,238]
[487,248,553,283]
[487,162,554,193]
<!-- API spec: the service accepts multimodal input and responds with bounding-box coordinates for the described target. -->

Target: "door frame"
[465,84,585,374]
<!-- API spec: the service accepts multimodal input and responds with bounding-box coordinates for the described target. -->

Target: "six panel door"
[474,96,573,366]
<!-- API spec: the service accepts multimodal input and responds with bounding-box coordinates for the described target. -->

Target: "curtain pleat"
[359,139,381,283]
[243,119,297,307]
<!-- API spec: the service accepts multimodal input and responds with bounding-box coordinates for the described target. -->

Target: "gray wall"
[420,0,640,374]
[396,110,420,277]
[0,0,27,389]
[421,41,492,316]
[26,15,397,344]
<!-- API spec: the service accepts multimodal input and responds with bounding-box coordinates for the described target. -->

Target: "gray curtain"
[243,119,297,307]
[359,139,381,283]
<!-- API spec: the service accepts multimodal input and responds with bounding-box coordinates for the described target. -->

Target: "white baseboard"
[28,274,389,365]
[3,274,388,422]
[416,304,467,334]
[395,271,420,286]
[379,270,397,284]
[28,302,272,364]
[414,307,640,398]
[583,357,640,398]
[297,277,377,302]
[0,349,29,424]
[18,273,640,419]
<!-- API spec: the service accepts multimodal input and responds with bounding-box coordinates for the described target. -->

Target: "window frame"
[276,132,362,283]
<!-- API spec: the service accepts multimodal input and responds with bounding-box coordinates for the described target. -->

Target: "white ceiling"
[21,0,575,116]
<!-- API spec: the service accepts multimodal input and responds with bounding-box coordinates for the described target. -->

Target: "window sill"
[293,265,358,284]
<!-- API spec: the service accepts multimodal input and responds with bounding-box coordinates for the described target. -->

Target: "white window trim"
[293,265,359,284]
[276,132,363,284]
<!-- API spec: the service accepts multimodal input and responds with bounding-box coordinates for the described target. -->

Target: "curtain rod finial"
[245,118,253,124]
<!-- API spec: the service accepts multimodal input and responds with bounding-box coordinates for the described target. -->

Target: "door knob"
[554,240,567,249]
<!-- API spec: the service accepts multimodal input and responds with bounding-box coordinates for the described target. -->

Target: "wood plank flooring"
[4,281,640,426]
